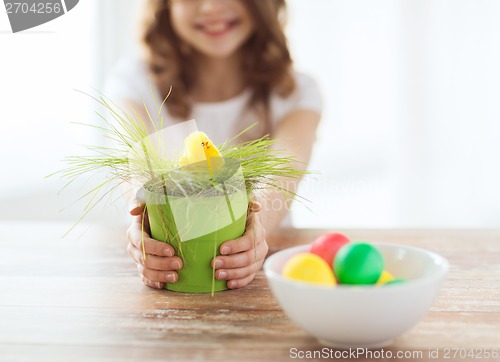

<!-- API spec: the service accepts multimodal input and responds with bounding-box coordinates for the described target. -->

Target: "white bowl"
[264,243,448,348]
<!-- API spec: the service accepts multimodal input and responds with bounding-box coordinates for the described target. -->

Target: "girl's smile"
[193,18,242,38]
[170,0,254,59]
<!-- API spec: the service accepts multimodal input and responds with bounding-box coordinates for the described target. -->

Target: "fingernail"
[221,246,230,255]
[228,281,237,289]
[249,202,261,211]
[166,273,176,283]
[171,260,181,269]
[215,259,223,268]
[218,271,227,280]
[129,201,140,213]
[164,248,173,257]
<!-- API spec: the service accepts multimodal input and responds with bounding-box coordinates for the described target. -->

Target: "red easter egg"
[309,232,350,267]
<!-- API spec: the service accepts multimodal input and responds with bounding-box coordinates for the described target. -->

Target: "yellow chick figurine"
[178,131,224,174]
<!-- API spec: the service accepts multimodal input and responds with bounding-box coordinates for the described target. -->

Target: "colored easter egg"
[334,243,384,284]
[376,270,395,285]
[282,253,336,286]
[309,232,350,266]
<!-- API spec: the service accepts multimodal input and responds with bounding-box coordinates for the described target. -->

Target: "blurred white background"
[1,0,499,228]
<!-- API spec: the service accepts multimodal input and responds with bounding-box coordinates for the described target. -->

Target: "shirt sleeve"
[293,71,323,114]
[270,71,323,126]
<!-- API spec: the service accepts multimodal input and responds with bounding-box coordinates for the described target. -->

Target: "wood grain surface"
[0,222,499,361]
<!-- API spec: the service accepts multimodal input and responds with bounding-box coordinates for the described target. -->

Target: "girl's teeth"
[205,22,227,33]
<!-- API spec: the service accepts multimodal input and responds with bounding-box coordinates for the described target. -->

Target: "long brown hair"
[141,0,295,137]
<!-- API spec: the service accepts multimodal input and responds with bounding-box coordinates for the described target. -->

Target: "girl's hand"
[126,201,183,290]
[211,202,269,289]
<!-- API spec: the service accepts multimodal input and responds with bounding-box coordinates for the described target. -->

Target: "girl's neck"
[192,53,246,103]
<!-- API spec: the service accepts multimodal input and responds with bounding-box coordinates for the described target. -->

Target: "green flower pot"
[145,180,248,293]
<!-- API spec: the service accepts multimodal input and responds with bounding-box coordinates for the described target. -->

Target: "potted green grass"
[55,93,308,293]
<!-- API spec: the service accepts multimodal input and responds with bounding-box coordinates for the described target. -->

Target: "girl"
[105,0,322,290]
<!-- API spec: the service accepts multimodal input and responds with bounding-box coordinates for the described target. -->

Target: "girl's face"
[170,0,254,59]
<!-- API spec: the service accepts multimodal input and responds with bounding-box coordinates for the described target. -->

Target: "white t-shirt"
[104,57,322,145]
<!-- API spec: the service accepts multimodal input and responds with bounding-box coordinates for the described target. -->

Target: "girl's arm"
[257,109,321,234]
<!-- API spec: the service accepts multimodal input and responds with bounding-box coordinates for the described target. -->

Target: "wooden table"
[0,222,499,361]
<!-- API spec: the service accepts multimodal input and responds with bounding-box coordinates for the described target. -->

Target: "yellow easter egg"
[282,253,336,286]
[376,270,395,285]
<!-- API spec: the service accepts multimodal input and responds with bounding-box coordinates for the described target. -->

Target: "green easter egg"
[334,242,384,284]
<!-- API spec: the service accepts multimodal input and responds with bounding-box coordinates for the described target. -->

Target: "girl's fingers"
[212,239,268,269]
[129,201,145,216]
[130,200,265,290]
[128,240,182,270]
[219,234,254,255]
[144,255,183,271]
[226,273,256,289]
[130,207,150,231]
[128,187,147,215]
[215,260,261,281]
[127,223,174,257]
[141,275,165,290]
[137,264,178,284]
[127,200,180,288]
[248,201,262,212]
[128,242,183,271]
[219,219,265,255]
[219,215,266,255]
